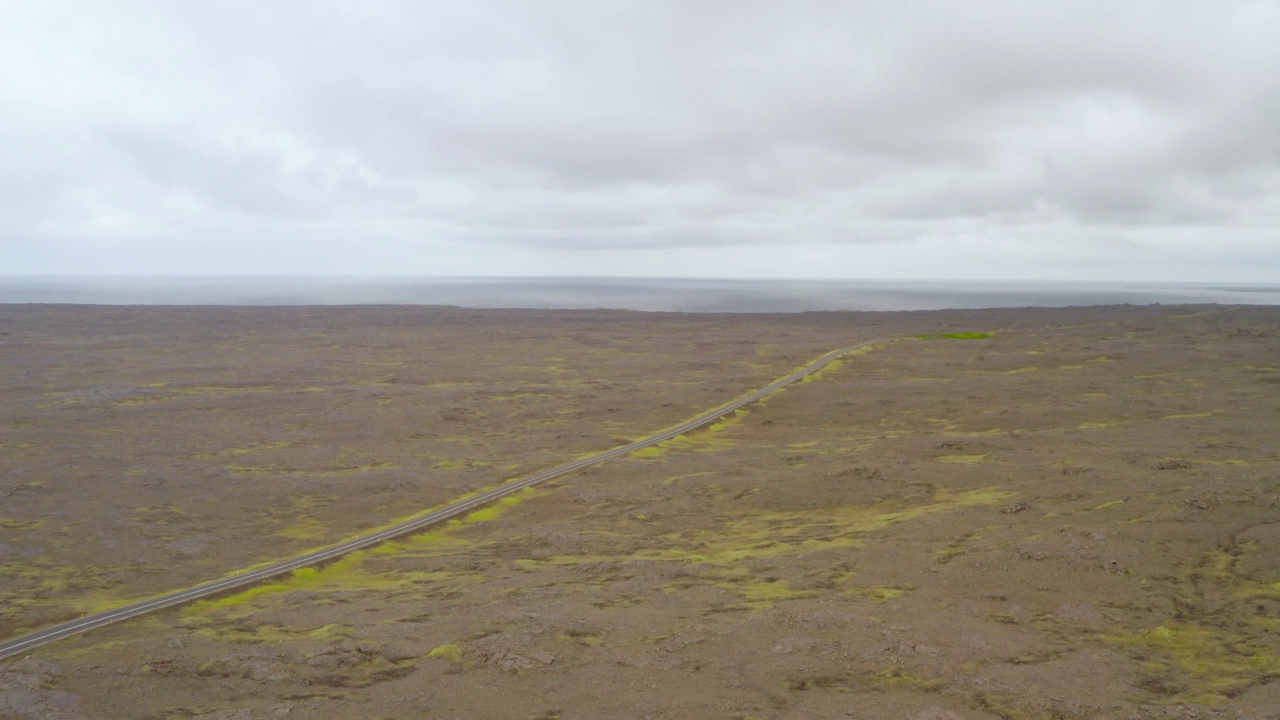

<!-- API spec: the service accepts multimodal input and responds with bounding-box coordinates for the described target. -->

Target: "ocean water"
[1,276,1278,313]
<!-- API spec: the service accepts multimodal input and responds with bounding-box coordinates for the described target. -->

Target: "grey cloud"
[1,0,1278,277]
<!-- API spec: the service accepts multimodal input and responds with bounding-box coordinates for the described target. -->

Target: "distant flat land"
[1,304,1277,719]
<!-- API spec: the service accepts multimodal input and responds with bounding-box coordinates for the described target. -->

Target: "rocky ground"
[1,303,1277,719]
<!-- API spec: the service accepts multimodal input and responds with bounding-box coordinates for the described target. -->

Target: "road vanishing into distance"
[0,340,886,661]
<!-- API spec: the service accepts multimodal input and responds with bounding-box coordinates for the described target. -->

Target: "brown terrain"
[0,303,1277,720]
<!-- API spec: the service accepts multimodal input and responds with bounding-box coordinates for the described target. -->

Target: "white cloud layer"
[2,0,1278,279]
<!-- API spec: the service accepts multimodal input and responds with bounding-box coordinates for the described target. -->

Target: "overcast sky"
[2,1,1278,280]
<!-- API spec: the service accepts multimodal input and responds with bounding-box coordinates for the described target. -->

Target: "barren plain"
[1,303,1277,720]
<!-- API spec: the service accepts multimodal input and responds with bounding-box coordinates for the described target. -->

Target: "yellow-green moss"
[1108,624,1280,702]
[1094,544,1280,703]
[865,668,945,691]
[115,396,172,406]
[308,623,353,639]
[224,460,398,477]
[917,332,993,340]
[1079,420,1127,429]
[934,454,990,464]
[194,440,298,459]
[631,344,883,448]
[0,562,134,615]
[186,488,540,617]
[0,518,43,530]
[519,488,1008,571]
[188,620,354,644]
[717,578,817,606]
[275,518,327,540]
[427,643,463,662]
[848,586,910,601]
[800,357,843,383]
[631,409,750,459]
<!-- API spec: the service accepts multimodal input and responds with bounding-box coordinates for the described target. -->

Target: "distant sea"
[2,276,1279,313]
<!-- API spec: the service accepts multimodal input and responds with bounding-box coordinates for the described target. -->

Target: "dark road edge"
[0,339,886,661]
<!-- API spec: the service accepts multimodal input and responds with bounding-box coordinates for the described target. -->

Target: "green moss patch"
[1093,544,1280,703]
[934,454,991,464]
[518,487,1007,608]
[427,643,463,662]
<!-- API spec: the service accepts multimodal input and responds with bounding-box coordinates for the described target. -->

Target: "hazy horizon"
[4,272,1280,282]
[4,275,1278,312]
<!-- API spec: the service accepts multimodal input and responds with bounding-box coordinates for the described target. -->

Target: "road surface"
[0,340,883,661]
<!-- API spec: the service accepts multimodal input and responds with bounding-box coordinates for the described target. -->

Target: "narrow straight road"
[0,339,885,661]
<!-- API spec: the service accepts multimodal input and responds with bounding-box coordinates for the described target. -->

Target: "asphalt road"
[0,340,883,662]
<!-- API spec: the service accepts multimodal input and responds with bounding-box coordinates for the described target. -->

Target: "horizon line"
[1,274,1277,286]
